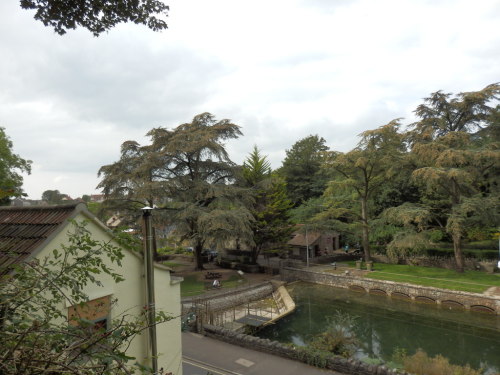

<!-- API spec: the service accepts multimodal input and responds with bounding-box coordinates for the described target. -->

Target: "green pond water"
[257,282,500,374]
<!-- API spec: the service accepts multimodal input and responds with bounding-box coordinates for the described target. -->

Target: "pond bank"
[281,264,500,314]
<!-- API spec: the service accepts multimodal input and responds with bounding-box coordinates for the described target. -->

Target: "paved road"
[182,332,343,375]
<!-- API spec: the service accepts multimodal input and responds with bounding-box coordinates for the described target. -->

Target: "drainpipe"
[142,206,158,374]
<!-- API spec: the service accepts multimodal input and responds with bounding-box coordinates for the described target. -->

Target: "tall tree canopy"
[322,120,406,262]
[41,189,66,204]
[388,84,500,272]
[409,83,500,139]
[278,134,329,206]
[0,127,32,205]
[20,0,169,36]
[240,146,292,263]
[242,145,271,186]
[98,113,253,269]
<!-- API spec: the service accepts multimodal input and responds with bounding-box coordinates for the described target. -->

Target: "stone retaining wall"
[282,267,500,314]
[203,324,407,375]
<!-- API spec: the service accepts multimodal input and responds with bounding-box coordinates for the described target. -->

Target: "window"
[68,295,111,331]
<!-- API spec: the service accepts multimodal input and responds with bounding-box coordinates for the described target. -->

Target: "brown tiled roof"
[288,230,321,247]
[0,204,79,271]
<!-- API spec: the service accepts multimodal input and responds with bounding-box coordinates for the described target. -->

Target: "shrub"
[424,247,498,260]
[401,349,482,375]
[466,227,496,242]
[307,311,359,358]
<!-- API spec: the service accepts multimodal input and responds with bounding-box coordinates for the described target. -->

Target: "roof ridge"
[0,204,80,211]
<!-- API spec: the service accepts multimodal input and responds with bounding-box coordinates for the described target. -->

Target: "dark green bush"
[424,247,497,260]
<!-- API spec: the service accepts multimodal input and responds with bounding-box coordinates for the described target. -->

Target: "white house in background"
[0,203,183,375]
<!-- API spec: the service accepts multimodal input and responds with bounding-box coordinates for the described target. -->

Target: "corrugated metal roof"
[0,204,78,271]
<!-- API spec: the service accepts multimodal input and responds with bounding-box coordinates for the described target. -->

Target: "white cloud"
[1,0,499,199]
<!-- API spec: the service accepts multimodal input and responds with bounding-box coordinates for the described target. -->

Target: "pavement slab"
[182,332,345,375]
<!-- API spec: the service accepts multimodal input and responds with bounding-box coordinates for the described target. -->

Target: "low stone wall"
[203,325,408,375]
[273,285,296,314]
[282,267,500,314]
[182,282,274,313]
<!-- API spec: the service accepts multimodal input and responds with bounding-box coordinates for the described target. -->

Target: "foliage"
[20,0,169,36]
[385,231,431,261]
[384,84,500,272]
[240,146,293,263]
[293,346,331,368]
[278,135,329,206]
[112,226,142,252]
[98,113,254,270]
[465,227,496,242]
[322,120,406,261]
[0,220,172,374]
[400,349,482,375]
[241,145,271,186]
[307,311,359,358]
[409,83,500,138]
[423,247,498,260]
[41,189,66,204]
[86,201,105,220]
[0,127,32,205]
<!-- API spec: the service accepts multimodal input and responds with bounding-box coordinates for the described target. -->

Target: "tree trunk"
[361,197,371,262]
[194,243,204,270]
[251,246,259,265]
[450,180,464,272]
[452,233,465,273]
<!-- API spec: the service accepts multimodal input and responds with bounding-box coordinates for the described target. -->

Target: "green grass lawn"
[347,262,500,293]
[180,273,247,297]
[161,261,185,269]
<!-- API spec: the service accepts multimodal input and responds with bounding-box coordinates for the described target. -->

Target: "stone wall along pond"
[281,266,500,314]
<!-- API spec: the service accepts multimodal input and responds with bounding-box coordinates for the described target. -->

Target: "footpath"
[182,331,344,375]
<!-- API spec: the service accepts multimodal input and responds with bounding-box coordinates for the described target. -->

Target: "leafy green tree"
[405,133,499,271]
[98,113,253,270]
[322,120,406,262]
[0,127,32,205]
[409,83,500,139]
[400,84,500,272]
[242,145,271,185]
[0,220,172,375]
[240,146,293,263]
[20,0,169,36]
[41,189,65,204]
[278,135,329,206]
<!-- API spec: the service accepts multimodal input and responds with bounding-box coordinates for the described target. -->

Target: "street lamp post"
[142,206,158,375]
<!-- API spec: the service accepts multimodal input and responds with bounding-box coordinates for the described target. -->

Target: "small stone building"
[287,225,339,261]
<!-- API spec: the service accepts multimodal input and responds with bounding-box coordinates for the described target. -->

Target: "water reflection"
[257,282,500,374]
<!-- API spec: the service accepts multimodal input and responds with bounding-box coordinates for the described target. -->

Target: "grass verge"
[348,262,500,293]
[180,273,247,297]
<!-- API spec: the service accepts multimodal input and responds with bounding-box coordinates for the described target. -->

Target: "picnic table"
[204,271,222,279]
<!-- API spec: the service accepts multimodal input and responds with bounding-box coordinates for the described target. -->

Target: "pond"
[257,282,500,374]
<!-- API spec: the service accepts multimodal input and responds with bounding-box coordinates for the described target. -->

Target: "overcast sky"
[1,0,499,199]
